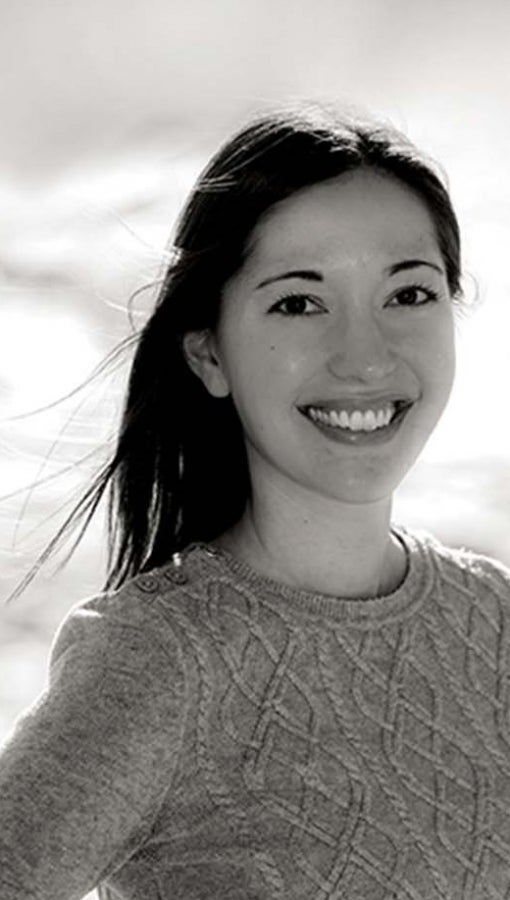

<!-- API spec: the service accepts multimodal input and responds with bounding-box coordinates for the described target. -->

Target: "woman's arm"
[0,592,188,900]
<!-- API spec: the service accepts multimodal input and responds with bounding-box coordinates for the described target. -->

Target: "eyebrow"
[255,259,444,289]
[256,269,323,289]
[387,259,444,276]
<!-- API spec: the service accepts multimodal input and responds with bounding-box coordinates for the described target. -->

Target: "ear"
[181,330,230,398]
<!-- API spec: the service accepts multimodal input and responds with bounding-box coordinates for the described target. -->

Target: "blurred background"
[0,3,509,882]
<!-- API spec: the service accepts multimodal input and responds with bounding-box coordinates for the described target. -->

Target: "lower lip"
[298,404,413,446]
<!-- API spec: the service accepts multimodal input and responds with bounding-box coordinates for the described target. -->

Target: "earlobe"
[182,330,230,398]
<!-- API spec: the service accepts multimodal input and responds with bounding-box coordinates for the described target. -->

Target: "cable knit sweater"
[2,527,510,900]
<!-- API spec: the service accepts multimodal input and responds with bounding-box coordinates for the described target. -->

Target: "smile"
[305,403,396,432]
[298,400,414,444]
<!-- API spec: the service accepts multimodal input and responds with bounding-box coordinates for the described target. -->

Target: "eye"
[387,285,439,308]
[268,293,325,316]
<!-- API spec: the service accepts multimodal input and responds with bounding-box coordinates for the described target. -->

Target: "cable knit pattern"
[1,527,510,899]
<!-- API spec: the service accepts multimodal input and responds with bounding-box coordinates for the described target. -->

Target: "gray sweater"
[2,527,510,899]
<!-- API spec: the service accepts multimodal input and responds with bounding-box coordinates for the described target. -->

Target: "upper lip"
[298,393,416,413]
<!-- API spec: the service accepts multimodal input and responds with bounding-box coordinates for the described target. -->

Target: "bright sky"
[1,0,509,582]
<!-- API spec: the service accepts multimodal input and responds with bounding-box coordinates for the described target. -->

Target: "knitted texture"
[1,527,510,899]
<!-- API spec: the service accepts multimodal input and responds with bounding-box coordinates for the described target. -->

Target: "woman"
[2,104,510,899]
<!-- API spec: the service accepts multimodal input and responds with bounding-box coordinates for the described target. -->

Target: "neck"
[212,480,407,600]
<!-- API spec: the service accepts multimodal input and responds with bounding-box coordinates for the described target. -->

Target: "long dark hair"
[32,103,463,592]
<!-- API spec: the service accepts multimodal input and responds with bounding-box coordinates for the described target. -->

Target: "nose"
[326,312,398,382]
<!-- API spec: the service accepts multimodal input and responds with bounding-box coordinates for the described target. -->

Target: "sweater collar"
[178,525,436,626]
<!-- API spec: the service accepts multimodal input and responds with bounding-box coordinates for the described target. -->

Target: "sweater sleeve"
[0,589,188,900]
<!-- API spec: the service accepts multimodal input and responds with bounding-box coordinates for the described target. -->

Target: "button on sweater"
[2,527,510,899]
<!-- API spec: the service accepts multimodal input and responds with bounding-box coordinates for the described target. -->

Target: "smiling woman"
[182,169,456,598]
[1,104,510,900]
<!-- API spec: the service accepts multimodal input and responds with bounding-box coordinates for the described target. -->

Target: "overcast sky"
[1,0,509,179]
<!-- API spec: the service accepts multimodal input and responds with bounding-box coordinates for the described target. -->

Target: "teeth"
[306,403,398,432]
[364,410,377,431]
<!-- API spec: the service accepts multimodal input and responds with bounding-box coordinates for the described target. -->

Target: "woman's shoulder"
[50,555,197,677]
[402,524,510,603]
[1,561,193,900]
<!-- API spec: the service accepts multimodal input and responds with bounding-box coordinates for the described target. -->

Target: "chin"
[332,487,396,506]
[309,474,398,507]
[311,458,412,502]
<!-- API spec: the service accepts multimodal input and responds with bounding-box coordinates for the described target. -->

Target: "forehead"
[244,169,441,273]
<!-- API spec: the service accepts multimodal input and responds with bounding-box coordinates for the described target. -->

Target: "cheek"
[413,335,456,420]
[235,333,304,380]
[223,334,307,426]
[428,318,456,388]
[403,312,455,381]
[261,341,312,391]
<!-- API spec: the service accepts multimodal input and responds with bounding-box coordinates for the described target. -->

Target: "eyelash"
[386,284,440,308]
[268,293,323,316]
[267,284,440,316]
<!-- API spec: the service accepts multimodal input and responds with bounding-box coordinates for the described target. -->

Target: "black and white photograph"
[1,1,510,897]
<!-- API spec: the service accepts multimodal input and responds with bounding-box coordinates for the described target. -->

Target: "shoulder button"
[172,570,188,585]
[164,554,188,585]
[164,567,188,585]
[137,575,160,594]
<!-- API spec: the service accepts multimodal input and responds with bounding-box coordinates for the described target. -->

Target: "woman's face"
[190,168,456,506]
